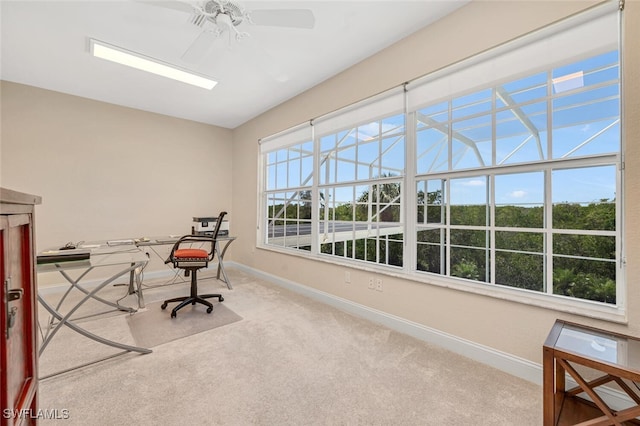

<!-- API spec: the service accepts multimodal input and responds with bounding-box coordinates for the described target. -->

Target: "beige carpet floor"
[37,268,542,425]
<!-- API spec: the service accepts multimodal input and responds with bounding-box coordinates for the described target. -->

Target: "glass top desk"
[543,319,640,425]
[37,245,152,378]
[136,235,236,289]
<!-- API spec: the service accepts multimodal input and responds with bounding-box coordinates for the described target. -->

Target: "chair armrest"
[166,235,216,264]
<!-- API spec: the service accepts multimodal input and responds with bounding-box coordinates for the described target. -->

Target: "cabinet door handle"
[4,278,23,338]
[7,288,23,302]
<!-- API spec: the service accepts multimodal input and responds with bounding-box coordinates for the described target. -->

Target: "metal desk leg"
[38,293,151,380]
[135,264,145,309]
[38,295,151,355]
[38,261,149,356]
[58,268,136,314]
[215,239,233,289]
[125,256,148,309]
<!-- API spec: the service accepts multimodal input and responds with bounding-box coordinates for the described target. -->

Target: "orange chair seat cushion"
[174,248,209,259]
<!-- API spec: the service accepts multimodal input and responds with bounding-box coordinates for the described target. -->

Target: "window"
[412,48,620,304]
[263,128,314,251]
[259,4,621,310]
[317,113,405,267]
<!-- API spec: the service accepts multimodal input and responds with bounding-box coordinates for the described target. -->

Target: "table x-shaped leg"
[38,262,150,356]
[215,239,233,289]
[559,359,640,425]
[52,266,137,320]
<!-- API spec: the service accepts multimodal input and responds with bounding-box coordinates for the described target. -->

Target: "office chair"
[161,211,227,318]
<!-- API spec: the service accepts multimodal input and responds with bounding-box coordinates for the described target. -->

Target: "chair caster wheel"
[171,311,177,318]
[219,296,224,302]
[207,307,213,314]
[161,302,167,310]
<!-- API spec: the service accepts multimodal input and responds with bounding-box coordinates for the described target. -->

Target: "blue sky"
[268,50,620,208]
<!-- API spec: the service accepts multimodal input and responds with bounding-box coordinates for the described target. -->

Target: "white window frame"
[257,2,624,322]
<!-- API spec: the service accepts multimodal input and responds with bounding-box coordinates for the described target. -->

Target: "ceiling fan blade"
[181,30,219,63]
[134,0,195,14]
[249,9,315,29]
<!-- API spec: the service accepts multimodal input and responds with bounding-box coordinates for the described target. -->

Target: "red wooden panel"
[1,218,37,426]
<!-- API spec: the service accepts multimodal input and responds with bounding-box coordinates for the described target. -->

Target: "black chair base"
[161,269,223,318]
[161,294,224,318]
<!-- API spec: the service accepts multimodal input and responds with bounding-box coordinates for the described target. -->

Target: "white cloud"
[463,179,485,187]
[357,123,379,140]
[509,190,527,198]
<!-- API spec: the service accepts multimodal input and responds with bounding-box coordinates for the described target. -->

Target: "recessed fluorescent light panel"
[89,39,217,90]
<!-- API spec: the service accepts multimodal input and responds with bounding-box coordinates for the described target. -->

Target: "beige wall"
[0,81,233,283]
[232,0,640,365]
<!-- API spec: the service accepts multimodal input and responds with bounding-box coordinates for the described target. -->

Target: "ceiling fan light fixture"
[90,39,217,90]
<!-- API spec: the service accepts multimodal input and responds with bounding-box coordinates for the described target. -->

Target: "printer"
[192,215,229,236]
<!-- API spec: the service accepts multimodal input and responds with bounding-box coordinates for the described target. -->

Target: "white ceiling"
[1,0,467,129]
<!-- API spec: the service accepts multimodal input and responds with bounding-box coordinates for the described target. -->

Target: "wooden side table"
[543,319,640,425]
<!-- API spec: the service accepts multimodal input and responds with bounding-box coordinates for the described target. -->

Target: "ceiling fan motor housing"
[203,0,245,26]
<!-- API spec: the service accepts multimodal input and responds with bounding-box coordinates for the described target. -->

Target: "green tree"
[553,268,616,304]
[451,258,480,281]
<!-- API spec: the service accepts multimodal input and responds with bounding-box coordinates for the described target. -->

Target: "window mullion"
[490,89,497,285]
[489,174,496,285]
[544,169,553,296]
[311,124,319,255]
[405,110,417,275]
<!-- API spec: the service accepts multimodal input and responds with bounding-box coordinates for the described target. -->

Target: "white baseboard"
[231,262,635,412]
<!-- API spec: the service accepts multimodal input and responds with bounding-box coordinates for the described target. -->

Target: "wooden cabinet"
[1,188,41,426]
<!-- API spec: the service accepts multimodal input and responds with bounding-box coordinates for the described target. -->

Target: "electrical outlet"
[376,278,383,292]
[345,271,351,283]
[368,278,375,289]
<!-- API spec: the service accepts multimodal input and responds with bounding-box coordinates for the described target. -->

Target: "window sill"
[256,244,627,324]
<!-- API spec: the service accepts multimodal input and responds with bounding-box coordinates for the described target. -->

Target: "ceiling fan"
[142,0,315,63]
